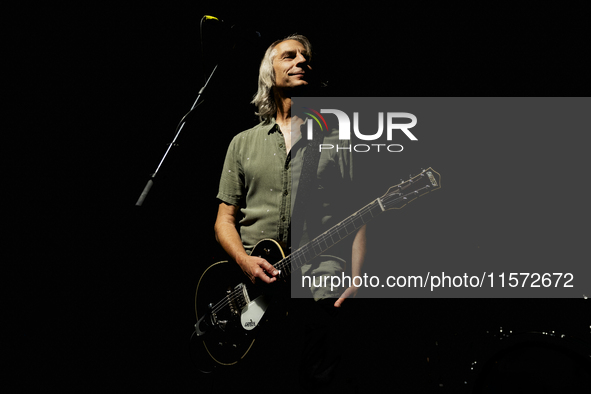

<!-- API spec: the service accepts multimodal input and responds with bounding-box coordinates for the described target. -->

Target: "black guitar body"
[193,239,288,369]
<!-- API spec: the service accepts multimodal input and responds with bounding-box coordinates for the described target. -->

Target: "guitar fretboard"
[273,167,439,278]
[275,198,385,277]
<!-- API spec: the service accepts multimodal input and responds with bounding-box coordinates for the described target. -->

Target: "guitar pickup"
[228,283,250,315]
[239,283,251,305]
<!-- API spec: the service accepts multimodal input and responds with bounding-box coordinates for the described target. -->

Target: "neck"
[273,88,292,126]
[273,89,303,153]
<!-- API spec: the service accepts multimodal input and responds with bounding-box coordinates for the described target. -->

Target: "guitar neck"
[275,197,385,277]
[272,167,440,278]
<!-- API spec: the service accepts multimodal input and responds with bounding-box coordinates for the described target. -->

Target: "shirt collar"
[262,118,279,135]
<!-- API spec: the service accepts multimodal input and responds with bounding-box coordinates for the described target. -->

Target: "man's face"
[272,39,312,91]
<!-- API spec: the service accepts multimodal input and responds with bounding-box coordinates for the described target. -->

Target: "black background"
[10,2,590,392]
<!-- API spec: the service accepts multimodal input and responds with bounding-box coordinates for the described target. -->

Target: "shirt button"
[279,144,284,148]
[283,190,288,196]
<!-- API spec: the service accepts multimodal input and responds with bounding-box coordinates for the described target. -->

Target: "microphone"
[202,15,261,43]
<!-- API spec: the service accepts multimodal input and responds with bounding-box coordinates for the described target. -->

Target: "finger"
[261,261,279,277]
[255,268,276,284]
[334,290,349,308]
[334,286,357,307]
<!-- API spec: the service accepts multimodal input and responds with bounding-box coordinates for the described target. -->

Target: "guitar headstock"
[379,167,441,210]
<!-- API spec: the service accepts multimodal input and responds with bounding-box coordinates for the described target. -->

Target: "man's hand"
[236,254,280,284]
[334,285,359,308]
[215,202,279,284]
[334,225,367,308]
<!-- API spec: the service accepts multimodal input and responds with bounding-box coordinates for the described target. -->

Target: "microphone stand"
[135,64,218,207]
[135,18,261,207]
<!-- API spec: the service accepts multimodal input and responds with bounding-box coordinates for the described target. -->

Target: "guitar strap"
[290,125,324,251]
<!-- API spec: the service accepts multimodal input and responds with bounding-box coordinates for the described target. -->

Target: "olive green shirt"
[217,119,292,252]
[217,119,355,299]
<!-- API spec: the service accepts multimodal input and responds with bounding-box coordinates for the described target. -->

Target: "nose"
[295,51,308,65]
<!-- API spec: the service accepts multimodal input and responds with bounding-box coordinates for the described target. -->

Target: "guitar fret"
[345,222,356,234]
[353,216,365,228]
[337,227,348,238]
[364,204,380,219]
[317,238,325,250]
[303,248,314,262]
[330,232,341,244]
[371,204,381,216]
[291,255,301,271]
[312,243,322,255]
[282,258,290,273]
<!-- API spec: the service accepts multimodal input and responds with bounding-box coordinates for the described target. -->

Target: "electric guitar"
[193,167,441,369]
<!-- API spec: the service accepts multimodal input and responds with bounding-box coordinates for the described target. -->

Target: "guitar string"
[210,184,430,315]
[211,286,243,314]
[286,196,385,271]
[211,190,410,313]
[272,184,430,276]
[211,196,387,313]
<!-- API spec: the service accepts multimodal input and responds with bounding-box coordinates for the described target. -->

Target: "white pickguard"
[240,296,269,330]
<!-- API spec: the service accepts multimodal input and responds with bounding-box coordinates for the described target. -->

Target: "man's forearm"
[214,205,279,284]
[214,221,249,266]
[351,225,367,278]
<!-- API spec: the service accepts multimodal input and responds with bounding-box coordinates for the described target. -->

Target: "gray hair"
[251,34,312,123]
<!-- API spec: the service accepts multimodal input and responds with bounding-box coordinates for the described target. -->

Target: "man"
[214,34,366,306]
[213,33,366,389]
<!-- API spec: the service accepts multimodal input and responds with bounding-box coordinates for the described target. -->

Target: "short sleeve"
[216,135,244,206]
